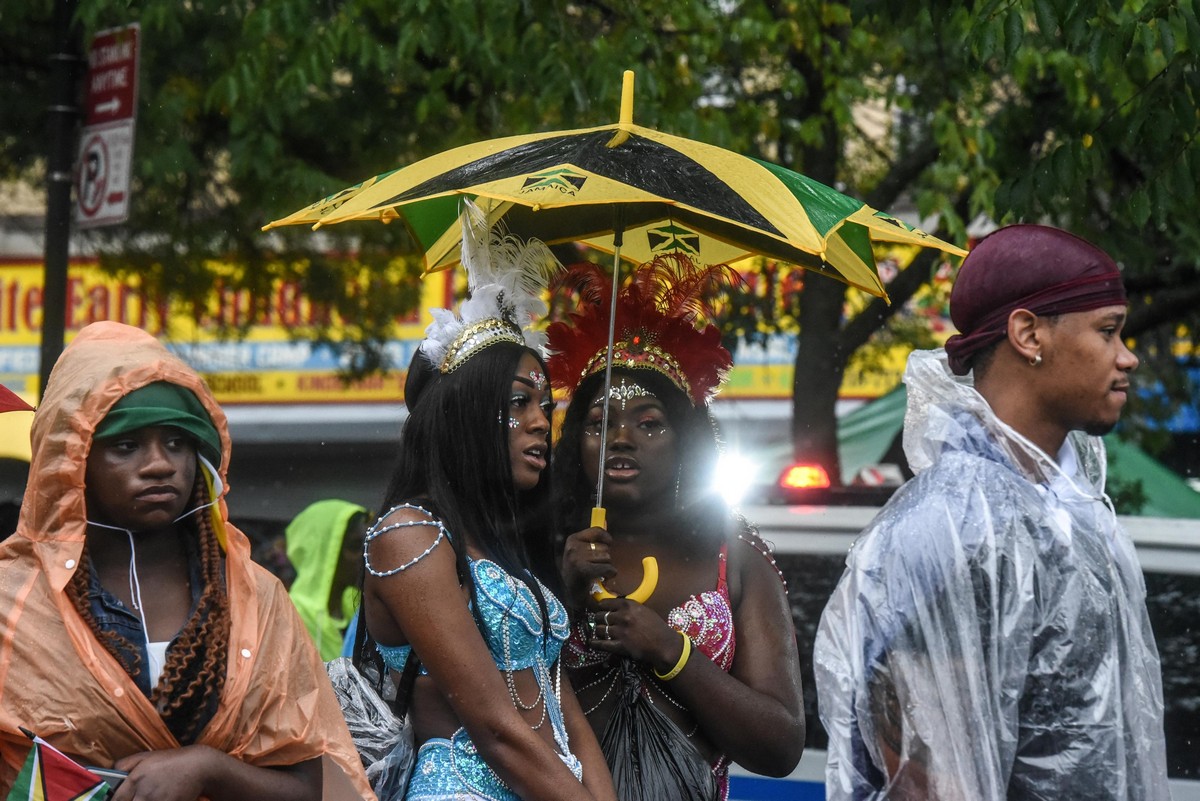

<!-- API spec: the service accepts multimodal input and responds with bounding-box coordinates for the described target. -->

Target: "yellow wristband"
[654,631,692,681]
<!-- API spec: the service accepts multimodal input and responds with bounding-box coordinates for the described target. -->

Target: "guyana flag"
[0,383,32,413]
[7,731,111,801]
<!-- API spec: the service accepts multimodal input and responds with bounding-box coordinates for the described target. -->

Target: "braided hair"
[68,469,231,744]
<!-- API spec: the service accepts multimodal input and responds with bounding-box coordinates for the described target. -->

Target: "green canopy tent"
[835,386,1200,519]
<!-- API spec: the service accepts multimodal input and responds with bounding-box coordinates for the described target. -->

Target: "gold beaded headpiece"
[581,335,692,399]
[420,201,559,374]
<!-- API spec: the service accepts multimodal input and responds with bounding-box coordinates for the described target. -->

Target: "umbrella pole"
[586,209,659,607]
[590,215,625,531]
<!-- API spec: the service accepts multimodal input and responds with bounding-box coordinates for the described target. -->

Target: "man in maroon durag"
[815,225,1170,800]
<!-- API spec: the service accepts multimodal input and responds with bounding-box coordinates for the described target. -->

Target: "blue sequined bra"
[376,557,570,675]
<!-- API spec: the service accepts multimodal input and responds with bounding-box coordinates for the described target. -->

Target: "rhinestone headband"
[581,338,692,399]
[440,317,526,374]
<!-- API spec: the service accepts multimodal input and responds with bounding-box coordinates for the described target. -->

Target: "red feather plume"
[546,255,740,406]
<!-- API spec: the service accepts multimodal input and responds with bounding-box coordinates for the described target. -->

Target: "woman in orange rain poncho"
[0,321,373,801]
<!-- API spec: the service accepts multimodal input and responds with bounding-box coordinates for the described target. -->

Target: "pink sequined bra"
[665,544,735,671]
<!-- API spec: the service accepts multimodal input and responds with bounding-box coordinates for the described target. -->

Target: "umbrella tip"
[620,70,635,125]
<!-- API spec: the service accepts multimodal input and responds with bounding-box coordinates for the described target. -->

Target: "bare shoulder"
[722,517,788,609]
[725,518,803,688]
[729,519,785,580]
[364,502,453,576]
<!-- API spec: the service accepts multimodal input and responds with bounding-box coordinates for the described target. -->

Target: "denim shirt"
[85,533,205,699]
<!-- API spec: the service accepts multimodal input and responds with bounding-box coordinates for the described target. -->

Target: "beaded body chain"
[736,529,788,589]
[364,503,447,577]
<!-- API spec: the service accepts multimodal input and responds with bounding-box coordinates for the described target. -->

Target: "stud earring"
[1029,353,1043,367]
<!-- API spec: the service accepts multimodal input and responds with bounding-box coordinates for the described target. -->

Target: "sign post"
[38,0,81,400]
[75,23,139,229]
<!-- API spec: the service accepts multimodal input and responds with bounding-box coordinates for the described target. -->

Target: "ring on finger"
[603,611,611,626]
[589,541,597,551]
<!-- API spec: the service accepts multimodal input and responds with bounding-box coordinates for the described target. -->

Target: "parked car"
[725,504,1200,801]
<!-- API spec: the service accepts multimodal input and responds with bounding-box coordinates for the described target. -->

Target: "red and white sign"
[83,24,139,125]
[76,23,139,229]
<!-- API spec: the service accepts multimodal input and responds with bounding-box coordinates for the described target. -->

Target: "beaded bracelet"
[654,631,692,681]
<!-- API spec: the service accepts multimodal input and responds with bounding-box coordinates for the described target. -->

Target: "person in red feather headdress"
[546,256,805,801]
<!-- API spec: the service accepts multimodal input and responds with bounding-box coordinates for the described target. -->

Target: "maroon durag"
[944,224,1127,375]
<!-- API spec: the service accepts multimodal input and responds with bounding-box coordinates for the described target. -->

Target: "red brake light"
[778,462,831,490]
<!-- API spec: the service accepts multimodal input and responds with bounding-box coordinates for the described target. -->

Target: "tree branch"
[863,134,941,211]
[1125,282,1200,338]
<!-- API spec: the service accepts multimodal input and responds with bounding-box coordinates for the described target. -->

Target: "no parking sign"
[75,23,139,229]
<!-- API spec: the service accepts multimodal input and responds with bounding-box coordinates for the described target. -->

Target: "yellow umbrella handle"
[588,506,660,602]
[590,506,616,600]
[592,555,660,604]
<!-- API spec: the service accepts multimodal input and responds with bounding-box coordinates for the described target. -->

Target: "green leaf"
[1052,145,1075,186]
[1004,7,1024,62]
[1033,0,1057,38]
[1185,0,1200,47]
[1061,3,1089,51]
[977,16,999,61]
[1158,14,1176,57]
[1086,23,1106,71]
[1139,20,1158,59]
[1174,151,1197,205]
[1128,189,1152,227]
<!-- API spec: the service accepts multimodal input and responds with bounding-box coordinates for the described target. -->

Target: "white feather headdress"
[421,200,559,373]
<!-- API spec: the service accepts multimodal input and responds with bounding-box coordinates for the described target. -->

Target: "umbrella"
[264,70,966,551]
[264,71,965,300]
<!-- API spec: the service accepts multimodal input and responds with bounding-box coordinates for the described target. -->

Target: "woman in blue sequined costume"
[356,207,616,801]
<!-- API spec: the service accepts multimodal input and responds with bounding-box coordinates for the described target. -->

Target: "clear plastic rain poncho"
[814,349,1170,801]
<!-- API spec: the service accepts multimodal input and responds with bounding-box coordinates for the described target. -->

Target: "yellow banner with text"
[0,259,922,407]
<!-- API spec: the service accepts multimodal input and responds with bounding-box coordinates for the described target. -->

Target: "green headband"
[94,381,222,465]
